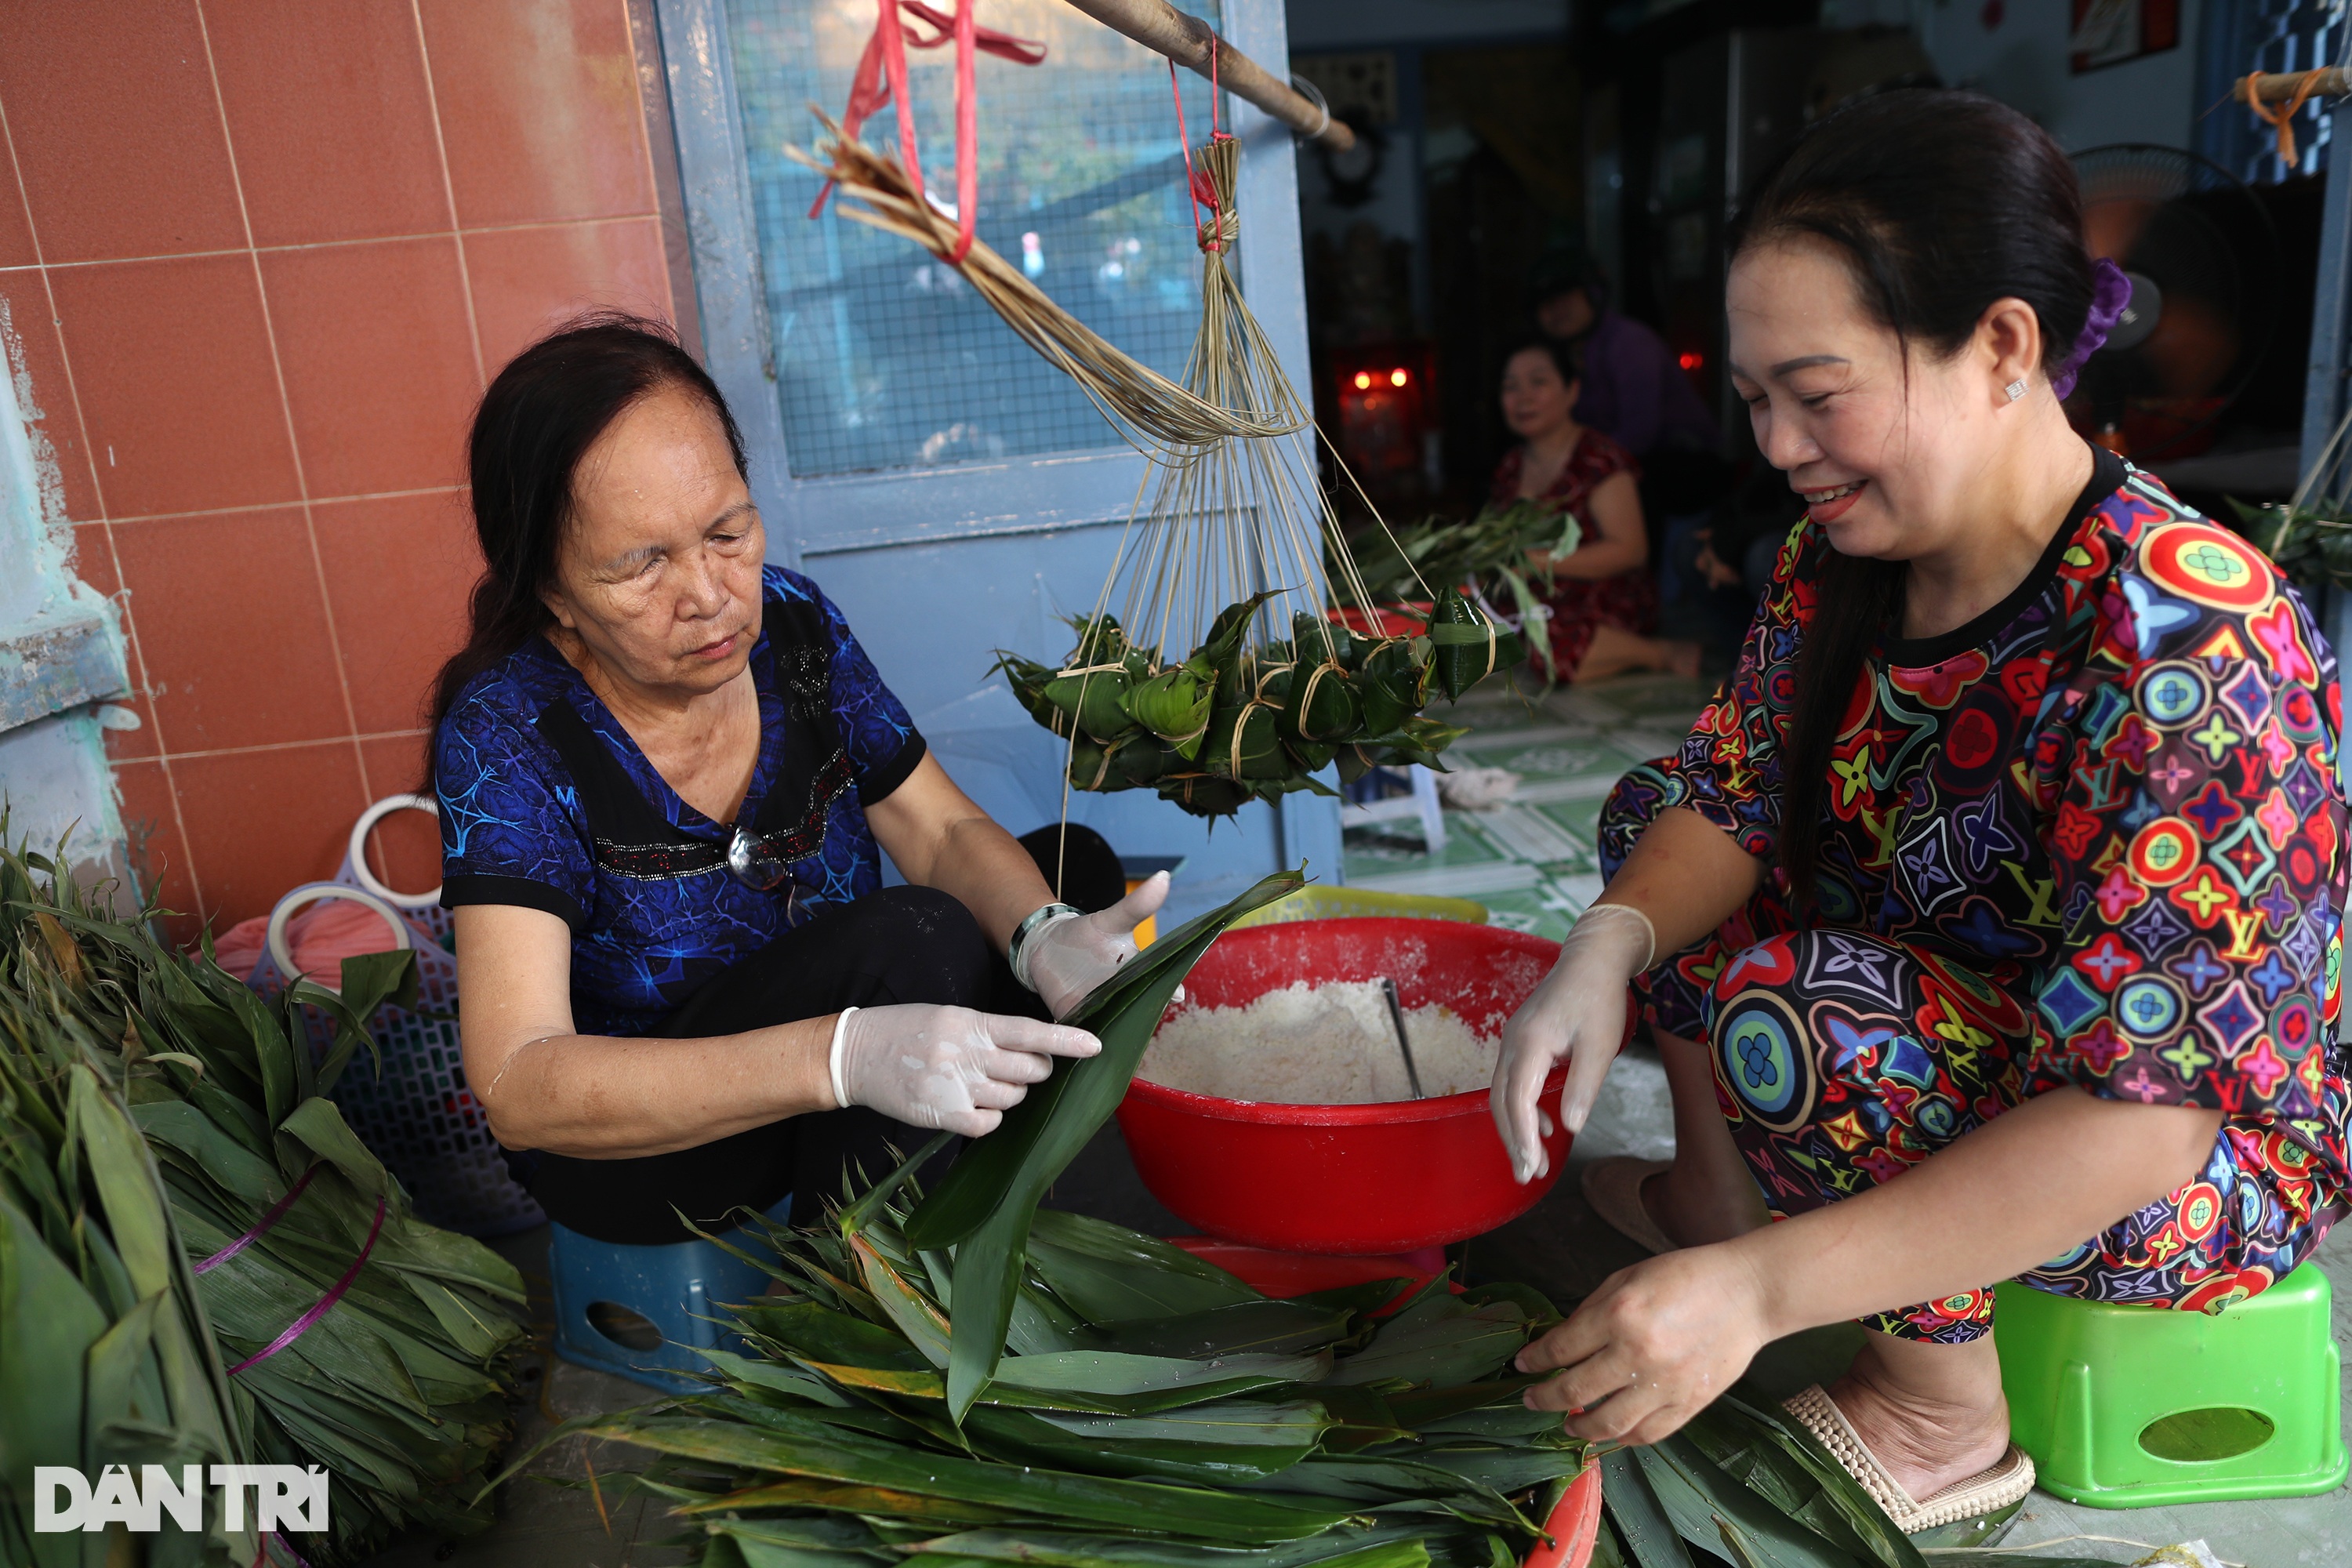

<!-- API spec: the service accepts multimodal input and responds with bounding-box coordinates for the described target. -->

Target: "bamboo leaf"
[852,1234,953,1368]
[1634,1437,1867,1568]
[907,870,1302,1421]
[0,1194,107,1496]
[1025,1209,1259,1322]
[1597,1449,1697,1568]
[1092,1301,1354,1360]
[591,1415,1351,1543]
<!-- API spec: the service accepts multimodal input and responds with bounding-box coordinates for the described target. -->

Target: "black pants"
[527,825,1124,1244]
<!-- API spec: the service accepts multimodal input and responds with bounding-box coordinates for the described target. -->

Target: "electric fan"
[2068,143,2281,462]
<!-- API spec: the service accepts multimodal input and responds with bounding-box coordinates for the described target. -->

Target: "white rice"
[1138,980,1497,1105]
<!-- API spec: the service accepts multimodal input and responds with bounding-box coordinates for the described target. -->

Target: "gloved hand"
[831,1004,1100,1137]
[1022,871,1174,1020]
[1490,902,1654,1185]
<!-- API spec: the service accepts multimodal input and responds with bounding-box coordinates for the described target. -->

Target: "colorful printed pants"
[1597,760,2346,1342]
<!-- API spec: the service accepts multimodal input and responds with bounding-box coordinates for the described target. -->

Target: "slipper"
[1781,1384,2036,1534]
[1579,1156,1677,1256]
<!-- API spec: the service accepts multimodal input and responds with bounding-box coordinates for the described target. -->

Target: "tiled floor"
[366,670,2350,1566]
[1343,671,1711,936]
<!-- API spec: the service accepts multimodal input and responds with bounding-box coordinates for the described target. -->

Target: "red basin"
[1118,918,1582,1255]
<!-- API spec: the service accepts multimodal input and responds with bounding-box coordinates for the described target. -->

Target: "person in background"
[1531,245,1722,464]
[1494,336,1702,681]
[1531,245,1734,635]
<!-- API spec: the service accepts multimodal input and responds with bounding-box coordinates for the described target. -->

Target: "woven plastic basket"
[250,795,543,1237]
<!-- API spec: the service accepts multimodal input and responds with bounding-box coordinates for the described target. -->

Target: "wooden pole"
[2238,67,2352,105]
[1056,0,1356,151]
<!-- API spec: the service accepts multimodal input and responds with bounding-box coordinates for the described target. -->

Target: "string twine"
[2245,67,2325,166]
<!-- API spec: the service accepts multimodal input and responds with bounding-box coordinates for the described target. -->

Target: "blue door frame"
[652,0,1344,922]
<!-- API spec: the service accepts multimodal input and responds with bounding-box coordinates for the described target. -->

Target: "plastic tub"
[1119,918,1618,1255]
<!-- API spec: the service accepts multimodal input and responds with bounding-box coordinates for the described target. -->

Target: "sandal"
[1781,1384,2036,1534]
[1579,1156,1677,1256]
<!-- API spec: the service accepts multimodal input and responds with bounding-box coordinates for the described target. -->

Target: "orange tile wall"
[0,0,691,942]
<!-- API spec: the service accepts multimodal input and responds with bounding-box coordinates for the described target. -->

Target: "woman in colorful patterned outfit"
[1488,92,2351,1531]
[430,319,1160,1246]
[1492,337,1702,681]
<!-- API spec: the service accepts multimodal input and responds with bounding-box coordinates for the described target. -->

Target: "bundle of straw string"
[789,114,1295,461]
[1102,133,1406,666]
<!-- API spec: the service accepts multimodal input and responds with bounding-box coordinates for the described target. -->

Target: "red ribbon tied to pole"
[813,0,1047,266]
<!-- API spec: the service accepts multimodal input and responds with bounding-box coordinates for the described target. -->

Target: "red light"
[1352,371,1372,390]
[1389,368,1409,387]
[1678,351,1702,372]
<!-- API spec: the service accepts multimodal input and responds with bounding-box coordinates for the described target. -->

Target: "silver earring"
[2005,379,2028,401]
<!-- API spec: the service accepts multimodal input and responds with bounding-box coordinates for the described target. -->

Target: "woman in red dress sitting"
[1493,337,1702,681]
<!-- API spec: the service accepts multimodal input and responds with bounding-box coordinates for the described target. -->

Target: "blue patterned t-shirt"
[434,566,924,1036]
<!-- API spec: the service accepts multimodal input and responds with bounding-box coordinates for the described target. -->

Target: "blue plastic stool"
[549,1193,792,1392]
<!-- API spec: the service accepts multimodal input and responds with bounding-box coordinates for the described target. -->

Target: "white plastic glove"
[1490,902,1655,1185]
[1022,871,1175,1020]
[830,1004,1100,1137]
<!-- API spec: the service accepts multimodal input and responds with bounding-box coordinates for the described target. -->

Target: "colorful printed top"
[1664,448,2352,1186]
[434,566,925,1037]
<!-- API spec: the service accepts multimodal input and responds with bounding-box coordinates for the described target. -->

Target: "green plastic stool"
[1993,1263,2347,1508]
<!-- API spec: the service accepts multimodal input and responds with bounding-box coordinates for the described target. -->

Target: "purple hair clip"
[2051,257,2133,401]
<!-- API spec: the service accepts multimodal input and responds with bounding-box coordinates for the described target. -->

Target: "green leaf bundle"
[0,832,528,1565]
[996,595,1519,819]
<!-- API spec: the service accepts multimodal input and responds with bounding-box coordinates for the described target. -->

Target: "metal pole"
[1055,0,1356,151]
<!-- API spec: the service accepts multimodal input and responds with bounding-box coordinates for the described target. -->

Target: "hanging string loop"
[812,0,1045,264]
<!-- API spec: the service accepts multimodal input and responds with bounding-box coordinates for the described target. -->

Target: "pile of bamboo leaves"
[994,590,1520,818]
[0,833,527,1565]
[506,1165,1592,1568]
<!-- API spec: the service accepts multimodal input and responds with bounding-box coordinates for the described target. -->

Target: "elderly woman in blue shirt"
[431,317,1157,1244]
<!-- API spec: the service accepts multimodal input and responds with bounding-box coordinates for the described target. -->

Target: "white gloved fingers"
[938,1105,1004,1137]
[1494,1018,1568,1185]
[985,1015,1103,1059]
[965,1075,1032,1110]
[975,1044,1055,1086]
[1096,869,1170,935]
[1557,985,1628,1136]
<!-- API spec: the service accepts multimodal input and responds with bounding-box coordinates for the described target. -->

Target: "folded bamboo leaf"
[1681,1401,1900,1568]
[1598,1449,1697,1568]
[996,1348,1331,1396]
[1635,1437,1866,1568]
[732,1300,934,1370]
[0,1194,109,1490]
[591,1415,1352,1543]
[1025,1209,1260,1321]
[1330,1305,1529,1388]
[964,1403,1323,1485]
[903,870,1302,1421]
[854,1234,953,1368]
[913,1523,1443,1568]
[680,1475,1023,1527]
[697,1345,853,1406]
[1010,1274,1102,1356]
[1091,1301,1354,1360]
[711,1522,890,1568]
[798,1355,1323,1418]
[1410,1443,1586,1495]
[1708,1393,1926,1568]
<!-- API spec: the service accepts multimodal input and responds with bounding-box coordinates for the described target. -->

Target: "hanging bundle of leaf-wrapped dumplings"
[996,586,1516,817]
